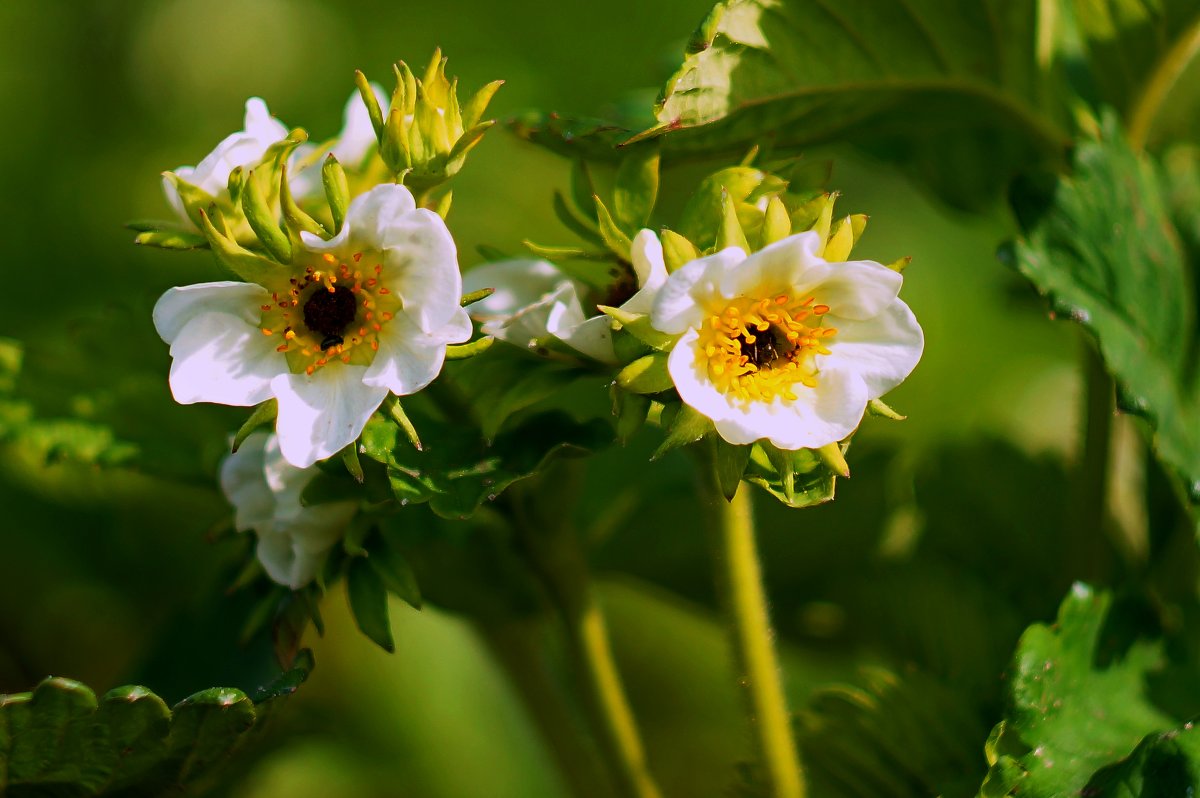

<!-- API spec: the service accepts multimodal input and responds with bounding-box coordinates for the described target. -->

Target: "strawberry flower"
[650,230,923,449]
[154,183,471,467]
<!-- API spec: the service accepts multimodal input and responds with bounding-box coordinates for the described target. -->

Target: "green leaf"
[1008,118,1200,514]
[359,408,611,520]
[651,402,713,459]
[612,142,661,232]
[594,195,633,261]
[369,538,423,609]
[0,656,312,795]
[978,585,1177,796]
[639,0,1073,209]
[347,556,395,653]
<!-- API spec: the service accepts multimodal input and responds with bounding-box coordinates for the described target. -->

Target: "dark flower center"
[303,285,358,340]
[736,329,782,369]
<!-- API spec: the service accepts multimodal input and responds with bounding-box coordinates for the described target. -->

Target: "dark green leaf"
[613,142,660,232]
[347,556,395,653]
[638,0,1073,208]
[1008,118,1200,514]
[979,585,1176,796]
[0,656,312,795]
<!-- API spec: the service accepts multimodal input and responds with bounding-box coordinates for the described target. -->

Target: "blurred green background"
[0,1,1106,795]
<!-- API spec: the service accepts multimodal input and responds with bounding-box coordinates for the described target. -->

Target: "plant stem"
[1073,340,1114,576]
[703,478,805,798]
[476,619,611,798]
[508,476,664,798]
[1128,12,1200,151]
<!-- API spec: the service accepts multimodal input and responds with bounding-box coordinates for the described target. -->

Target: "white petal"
[363,308,471,395]
[463,259,568,322]
[271,364,388,468]
[719,231,827,300]
[805,260,903,320]
[562,315,617,363]
[651,247,747,334]
[302,183,417,253]
[823,298,924,398]
[219,431,275,532]
[256,520,346,590]
[153,282,268,343]
[331,84,388,167]
[667,329,869,450]
[379,207,461,331]
[621,230,669,316]
[188,98,289,195]
[166,310,285,406]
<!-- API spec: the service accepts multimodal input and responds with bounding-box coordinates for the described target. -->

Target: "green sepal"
[594,195,633,261]
[747,443,836,508]
[612,328,652,364]
[279,164,327,241]
[133,228,208,250]
[761,196,792,246]
[232,399,278,452]
[816,441,850,477]
[553,191,602,243]
[162,172,217,230]
[461,79,504,130]
[598,305,674,350]
[611,386,651,443]
[384,394,423,451]
[616,352,672,394]
[355,69,385,141]
[322,155,350,234]
[241,170,291,262]
[461,287,495,306]
[660,228,700,272]
[678,166,787,250]
[342,515,372,556]
[716,190,750,252]
[198,210,281,285]
[447,120,494,171]
[341,443,364,483]
[382,106,411,175]
[346,556,394,653]
[651,402,713,460]
[431,188,453,219]
[523,240,613,264]
[369,536,422,610]
[810,192,838,253]
[886,256,912,273]
[445,336,494,360]
[867,398,906,420]
[711,438,752,500]
[790,192,831,234]
[613,142,661,233]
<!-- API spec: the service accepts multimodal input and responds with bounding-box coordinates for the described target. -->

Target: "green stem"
[1073,340,1114,576]
[476,620,611,798]
[703,479,805,798]
[1128,12,1200,151]
[508,478,664,798]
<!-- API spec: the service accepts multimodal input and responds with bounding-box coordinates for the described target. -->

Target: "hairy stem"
[702,476,805,798]
[476,620,611,798]
[508,475,663,798]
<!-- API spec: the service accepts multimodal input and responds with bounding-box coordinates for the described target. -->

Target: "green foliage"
[0,652,312,796]
[979,586,1182,797]
[1008,118,1200,513]
[358,408,611,520]
[1083,725,1200,797]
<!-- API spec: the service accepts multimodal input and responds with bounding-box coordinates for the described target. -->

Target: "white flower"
[162,97,289,230]
[463,229,668,363]
[154,183,471,468]
[650,230,923,450]
[220,431,356,589]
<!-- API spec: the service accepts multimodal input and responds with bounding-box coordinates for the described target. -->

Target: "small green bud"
[660,229,700,272]
[616,352,672,394]
[322,155,350,233]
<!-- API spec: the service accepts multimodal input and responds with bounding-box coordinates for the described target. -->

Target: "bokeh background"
[0,1,1109,795]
